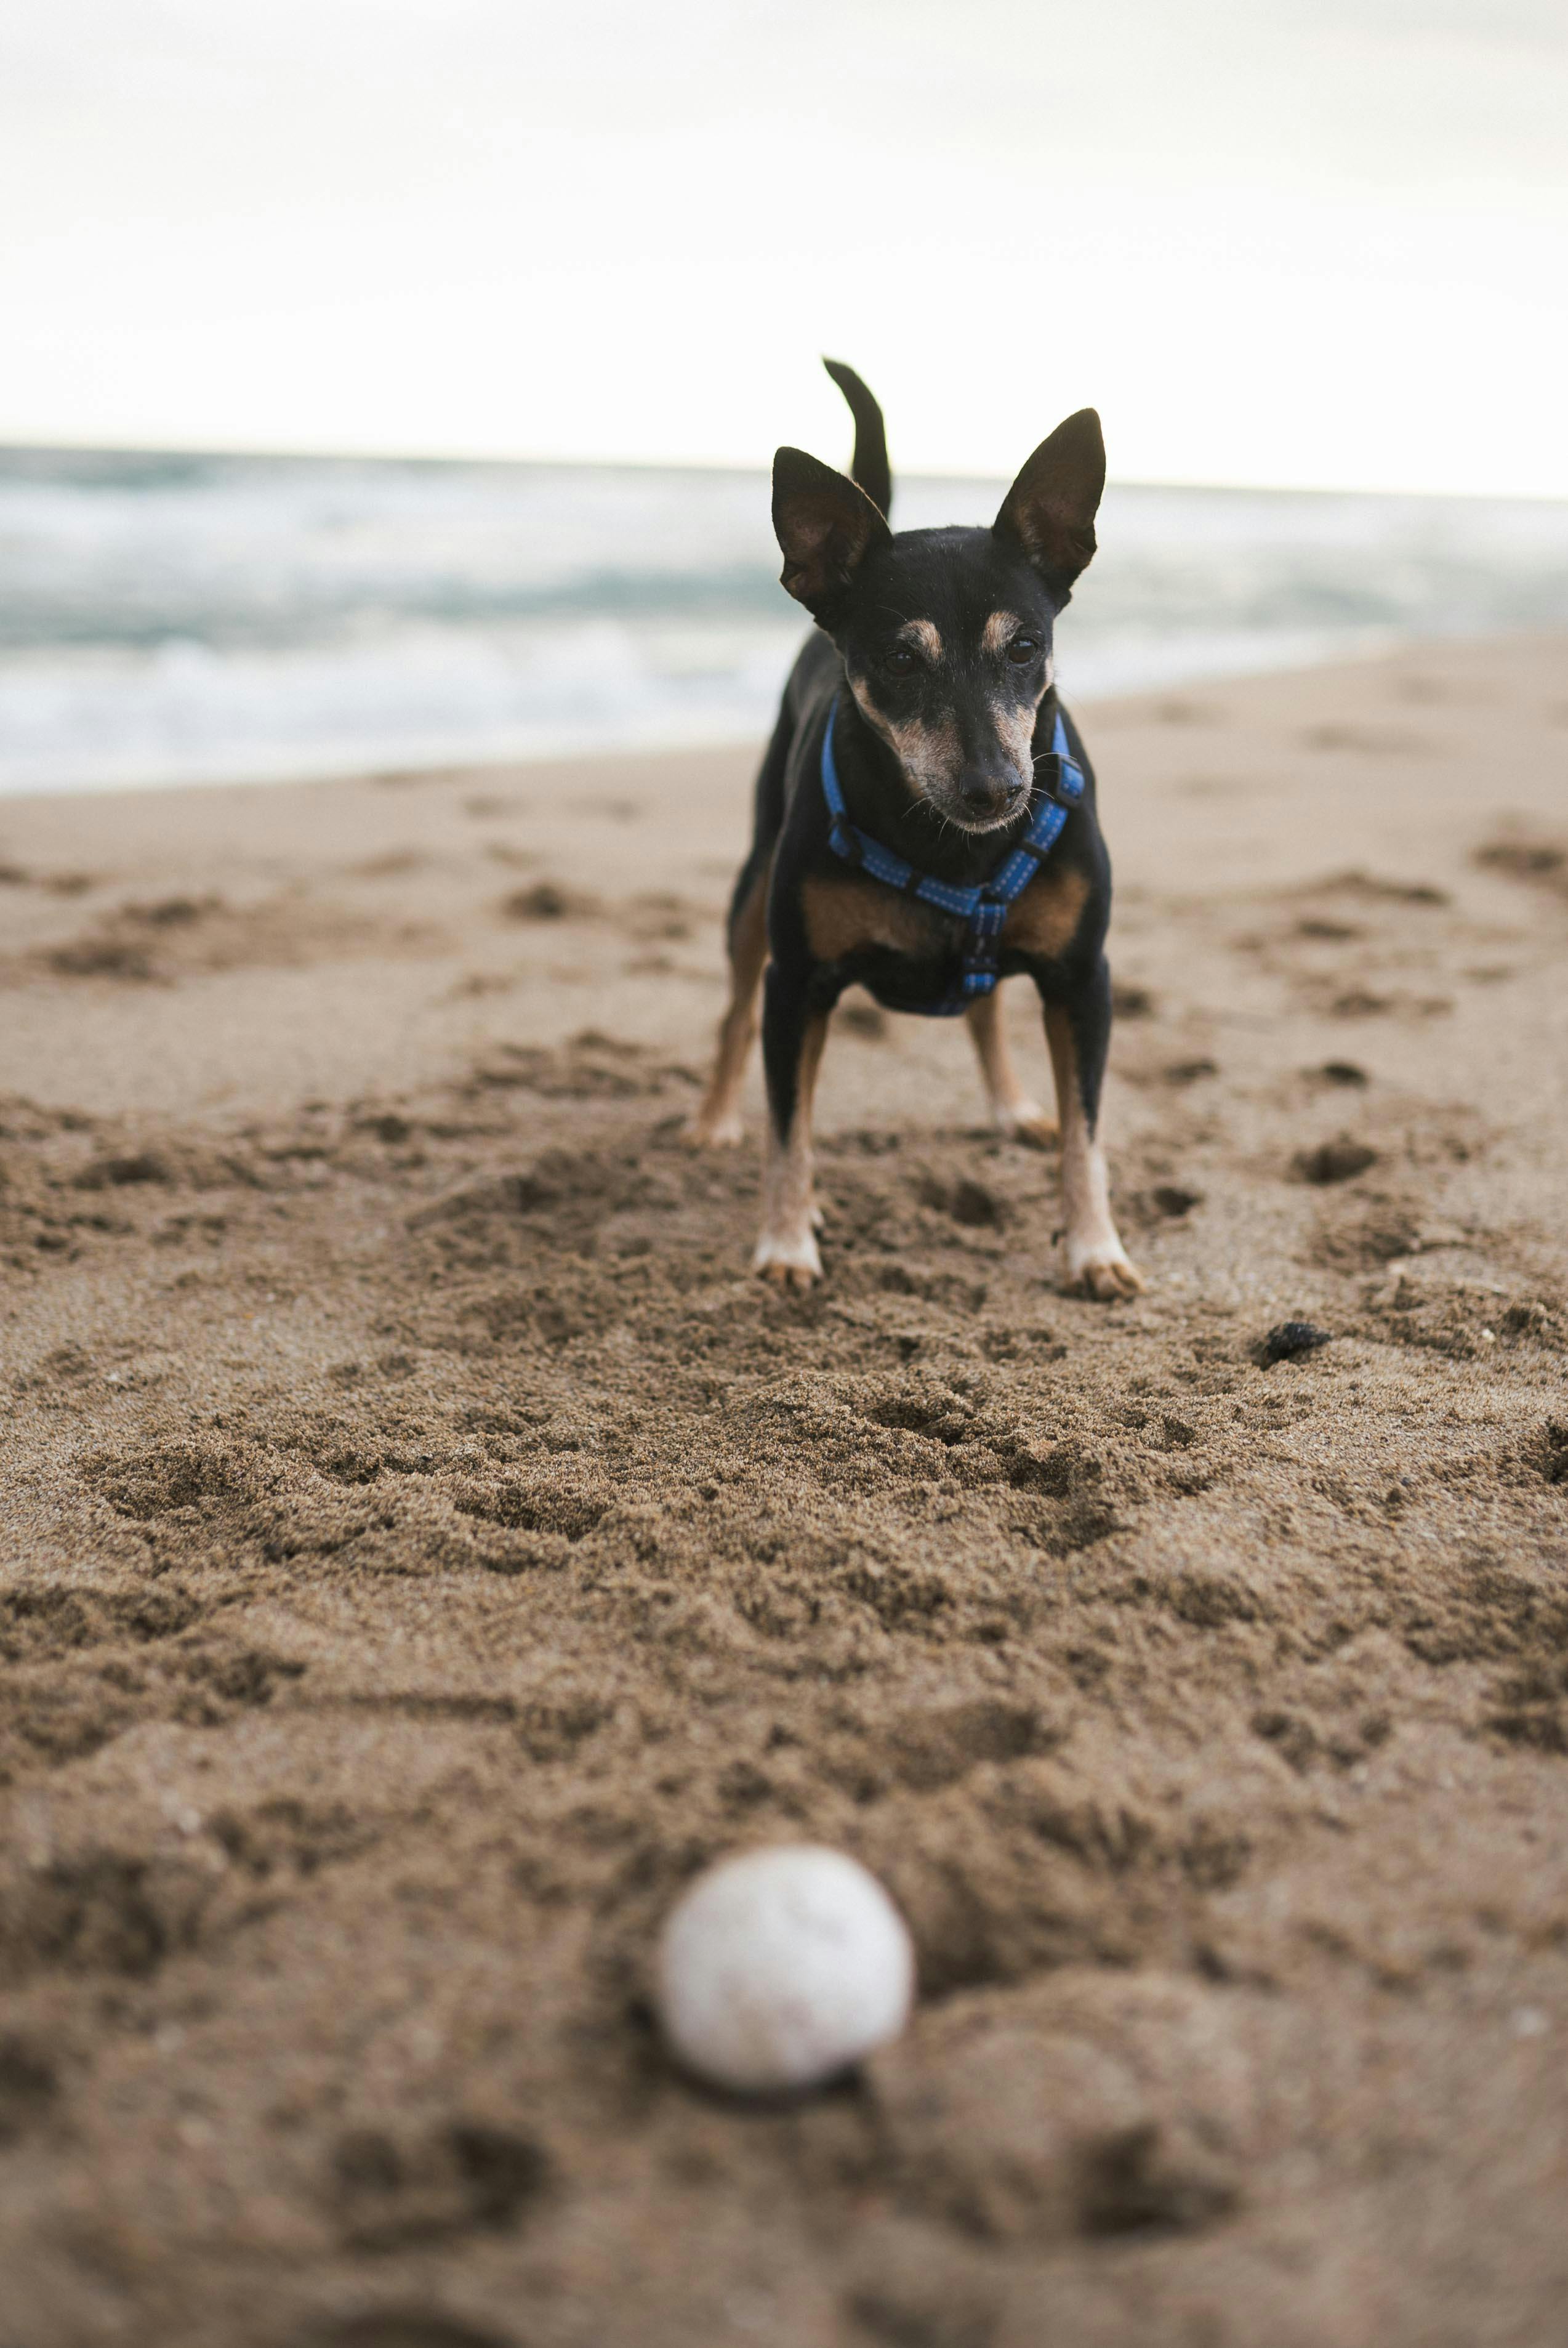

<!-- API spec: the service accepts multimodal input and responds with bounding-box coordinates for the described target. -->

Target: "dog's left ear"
[773,447,891,623]
[994,409,1106,597]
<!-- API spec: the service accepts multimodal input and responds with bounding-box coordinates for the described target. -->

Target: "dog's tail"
[822,358,891,522]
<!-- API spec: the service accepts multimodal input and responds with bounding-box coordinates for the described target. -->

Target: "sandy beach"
[2,629,1566,2347]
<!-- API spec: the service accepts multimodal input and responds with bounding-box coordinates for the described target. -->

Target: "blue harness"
[819,695,1085,1016]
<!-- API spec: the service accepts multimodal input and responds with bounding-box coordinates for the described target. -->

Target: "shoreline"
[0,619,1556,813]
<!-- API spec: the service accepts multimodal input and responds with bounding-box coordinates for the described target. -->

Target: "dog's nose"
[958,771,1019,818]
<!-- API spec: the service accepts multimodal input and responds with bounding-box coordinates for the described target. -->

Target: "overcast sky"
[4,0,1566,492]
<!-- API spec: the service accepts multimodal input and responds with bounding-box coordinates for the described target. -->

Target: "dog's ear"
[994,409,1106,597]
[773,447,891,621]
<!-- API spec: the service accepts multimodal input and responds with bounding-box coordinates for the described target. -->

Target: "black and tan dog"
[690,361,1143,1302]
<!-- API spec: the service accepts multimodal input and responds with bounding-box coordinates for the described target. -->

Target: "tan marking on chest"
[1002,863,1091,959]
[803,873,943,962]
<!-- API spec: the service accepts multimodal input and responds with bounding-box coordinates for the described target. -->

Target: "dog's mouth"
[928,779,1032,835]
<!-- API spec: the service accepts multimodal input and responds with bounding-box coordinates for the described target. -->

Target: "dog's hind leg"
[754,965,830,1286]
[965,988,1058,1147]
[1042,961,1144,1300]
[688,852,772,1147]
[688,706,792,1148]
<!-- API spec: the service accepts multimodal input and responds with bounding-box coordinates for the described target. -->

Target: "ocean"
[2,446,1567,796]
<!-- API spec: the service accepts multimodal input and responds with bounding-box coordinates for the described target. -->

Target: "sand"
[1,631,1566,2348]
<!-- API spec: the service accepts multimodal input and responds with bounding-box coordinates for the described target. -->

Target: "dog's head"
[773,412,1104,832]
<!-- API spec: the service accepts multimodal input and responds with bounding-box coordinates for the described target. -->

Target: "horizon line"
[2,435,1567,510]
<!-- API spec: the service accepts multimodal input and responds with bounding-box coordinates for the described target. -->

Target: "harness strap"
[819,695,1084,1016]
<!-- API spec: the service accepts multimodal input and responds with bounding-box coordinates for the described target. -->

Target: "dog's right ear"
[773,448,891,621]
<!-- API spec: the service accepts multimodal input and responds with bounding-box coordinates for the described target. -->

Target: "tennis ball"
[656,1844,915,2094]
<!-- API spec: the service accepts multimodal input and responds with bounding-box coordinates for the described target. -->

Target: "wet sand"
[1,631,1566,2348]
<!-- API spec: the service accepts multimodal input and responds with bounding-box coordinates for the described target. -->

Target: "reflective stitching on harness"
[819,695,1083,1017]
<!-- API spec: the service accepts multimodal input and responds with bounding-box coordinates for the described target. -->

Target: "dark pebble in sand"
[1111,983,1155,1019]
[1295,1138,1377,1185]
[1262,1320,1333,1364]
[950,1178,1003,1228]
[504,881,569,920]
[1152,1185,1202,1219]
[72,1152,174,1190]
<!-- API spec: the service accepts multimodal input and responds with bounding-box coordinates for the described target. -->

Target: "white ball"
[656,1844,915,2094]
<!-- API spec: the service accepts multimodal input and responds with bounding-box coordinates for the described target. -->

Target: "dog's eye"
[1005,634,1042,666]
[882,646,920,679]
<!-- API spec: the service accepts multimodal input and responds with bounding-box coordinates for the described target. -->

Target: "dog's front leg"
[754,963,830,1288]
[1042,961,1144,1301]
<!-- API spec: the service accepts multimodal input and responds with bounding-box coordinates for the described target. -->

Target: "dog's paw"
[1001,1102,1059,1150]
[685,1108,745,1149]
[1066,1238,1146,1301]
[753,1227,822,1289]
